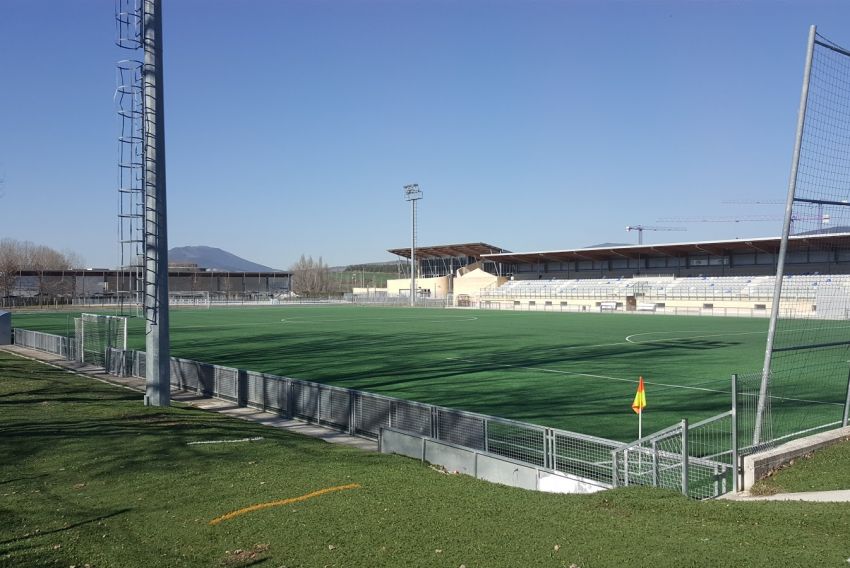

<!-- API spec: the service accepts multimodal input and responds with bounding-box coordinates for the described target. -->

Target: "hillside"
[169,246,279,272]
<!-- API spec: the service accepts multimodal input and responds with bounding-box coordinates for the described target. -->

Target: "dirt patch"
[220,543,270,566]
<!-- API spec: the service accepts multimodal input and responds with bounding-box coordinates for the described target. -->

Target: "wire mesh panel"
[390,399,432,437]
[171,358,214,394]
[214,366,239,401]
[758,29,850,448]
[13,329,65,356]
[354,393,392,438]
[134,349,145,378]
[485,419,546,467]
[245,371,288,412]
[688,412,734,463]
[435,409,486,450]
[614,426,685,493]
[318,386,351,431]
[553,430,621,484]
[292,381,319,421]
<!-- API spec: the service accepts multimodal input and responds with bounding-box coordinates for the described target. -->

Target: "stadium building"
[382,233,850,317]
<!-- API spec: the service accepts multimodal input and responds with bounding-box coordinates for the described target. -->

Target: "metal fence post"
[286,380,294,419]
[624,450,630,486]
[431,407,438,439]
[651,440,659,487]
[681,418,689,497]
[316,385,322,424]
[732,374,740,492]
[611,450,619,488]
[349,390,356,435]
[841,364,850,426]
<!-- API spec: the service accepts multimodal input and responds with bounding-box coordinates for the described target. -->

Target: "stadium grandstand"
[365,233,850,317]
[374,242,509,301]
[473,233,850,316]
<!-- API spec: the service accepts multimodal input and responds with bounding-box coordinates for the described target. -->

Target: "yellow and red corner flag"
[631,376,647,414]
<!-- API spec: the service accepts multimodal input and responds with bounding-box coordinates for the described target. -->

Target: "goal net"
[76,313,128,367]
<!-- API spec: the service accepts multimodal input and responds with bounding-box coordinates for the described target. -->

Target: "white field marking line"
[625,323,850,345]
[279,316,479,324]
[187,437,265,446]
[445,357,727,394]
[624,329,766,344]
[445,357,840,406]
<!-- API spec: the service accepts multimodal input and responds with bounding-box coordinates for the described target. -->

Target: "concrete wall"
[386,276,450,299]
[742,426,850,490]
[452,268,508,306]
[380,427,608,495]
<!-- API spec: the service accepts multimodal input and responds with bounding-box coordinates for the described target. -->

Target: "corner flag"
[631,376,646,414]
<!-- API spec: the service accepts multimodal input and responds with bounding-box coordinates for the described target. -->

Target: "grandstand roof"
[388,242,509,260]
[481,233,850,263]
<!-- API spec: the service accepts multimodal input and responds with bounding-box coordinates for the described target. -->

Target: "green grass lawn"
[6,306,807,441]
[751,437,850,495]
[2,350,850,567]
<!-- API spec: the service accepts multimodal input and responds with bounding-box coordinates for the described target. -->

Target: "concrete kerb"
[0,345,377,453]
[742,426,850,491]
[720,425,850,502]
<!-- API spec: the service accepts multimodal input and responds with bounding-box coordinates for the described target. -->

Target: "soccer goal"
[76,313,128,366]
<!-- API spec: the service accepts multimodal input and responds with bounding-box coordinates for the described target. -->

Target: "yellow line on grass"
[209,483,361,525]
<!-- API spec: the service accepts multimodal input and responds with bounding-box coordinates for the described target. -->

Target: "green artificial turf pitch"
[2,350,850,568]
[11,306,781,441]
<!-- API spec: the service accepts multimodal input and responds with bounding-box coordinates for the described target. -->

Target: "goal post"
[78,313,128,366]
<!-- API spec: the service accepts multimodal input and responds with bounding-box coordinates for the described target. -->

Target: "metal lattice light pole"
[404,184,422,307]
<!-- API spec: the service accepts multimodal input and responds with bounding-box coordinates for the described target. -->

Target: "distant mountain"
[169,246,279,272]
[585,242,632,248]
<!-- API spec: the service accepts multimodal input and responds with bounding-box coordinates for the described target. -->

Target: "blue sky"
[2,1,849,269]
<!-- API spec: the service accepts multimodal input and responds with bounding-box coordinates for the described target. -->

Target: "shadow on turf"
[160,328,752,441]
[0,508,131,548]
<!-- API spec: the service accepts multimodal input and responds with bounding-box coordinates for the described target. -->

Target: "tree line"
[289,255,396,296]
[0,238,83,300]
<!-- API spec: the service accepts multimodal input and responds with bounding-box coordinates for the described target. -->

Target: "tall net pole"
[142,0,170,406]
[753,26,850,447]
[754,25,817,444]
[404,184,422,307]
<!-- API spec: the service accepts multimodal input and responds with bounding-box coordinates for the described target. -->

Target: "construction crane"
[657,214,830,231]
[625,225,686,245]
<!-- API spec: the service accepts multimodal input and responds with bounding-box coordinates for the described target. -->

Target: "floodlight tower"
[117,0,170,406]
[404,184,422,307]
[142,0,170,407]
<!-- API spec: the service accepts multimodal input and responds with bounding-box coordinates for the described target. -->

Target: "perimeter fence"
[11,327,777,499]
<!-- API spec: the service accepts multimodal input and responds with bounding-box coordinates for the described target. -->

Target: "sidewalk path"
[721,490,850,502]
[1,345,377,453]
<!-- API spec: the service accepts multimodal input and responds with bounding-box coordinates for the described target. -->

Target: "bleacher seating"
[483,274,850,303]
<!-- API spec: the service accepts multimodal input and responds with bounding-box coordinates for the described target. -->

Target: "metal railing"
[10,327,768,499]
[12,329,77,360]
[611,414,733,500]
[100,345,623,487]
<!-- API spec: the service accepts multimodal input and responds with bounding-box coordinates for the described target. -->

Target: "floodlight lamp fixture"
[404,184,422,201]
